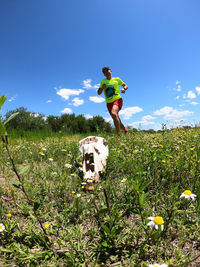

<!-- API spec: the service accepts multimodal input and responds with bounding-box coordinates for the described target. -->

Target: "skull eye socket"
[89,153,94,164]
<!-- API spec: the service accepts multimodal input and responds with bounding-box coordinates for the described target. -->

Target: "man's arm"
[97,87,103,95]
[122,83,128,90]
[121,83,128,93]
[97,83,106,95]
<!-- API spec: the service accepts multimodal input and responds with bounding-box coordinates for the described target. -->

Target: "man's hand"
[97,83,106,95]
[121,83,128,94]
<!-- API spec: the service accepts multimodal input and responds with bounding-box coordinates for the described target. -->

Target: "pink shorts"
[107,98,123,114]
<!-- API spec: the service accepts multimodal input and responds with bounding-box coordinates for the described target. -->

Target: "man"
[97,67,128,137]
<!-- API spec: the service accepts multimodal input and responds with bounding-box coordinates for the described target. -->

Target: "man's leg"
[110,105,122,136]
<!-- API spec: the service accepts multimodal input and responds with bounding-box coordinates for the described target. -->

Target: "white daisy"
[180,190,196,201]
[147,216,164,231]
[65,164,72,168]
[0,223,5,232]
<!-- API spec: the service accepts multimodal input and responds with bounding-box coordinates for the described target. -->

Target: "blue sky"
[1,0,200,130]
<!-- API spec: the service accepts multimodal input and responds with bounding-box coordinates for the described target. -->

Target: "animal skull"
[79,136,109,189]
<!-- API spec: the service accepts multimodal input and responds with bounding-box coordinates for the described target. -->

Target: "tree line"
[3,107,114,135]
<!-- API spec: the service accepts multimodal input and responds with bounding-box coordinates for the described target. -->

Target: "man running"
[97,67,128,137]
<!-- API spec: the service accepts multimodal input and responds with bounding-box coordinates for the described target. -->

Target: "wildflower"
[121,178,127,183]
[76,194,81,197]
[79,167,83,171]
[149,264,168,267]
[0,223,5,232]
[72,191,76,194]
[7,213,12,217]
[147,216,164,231]
[42,147,47,151]
[180,190,196,201]
[65,164,72,168]
[39,152,45,156]
[30,152,33,155]
[48,158,53,161]
[161,160,166,163]
[81,182,87,185]
[44,223,50,229]
[61,149,66,152]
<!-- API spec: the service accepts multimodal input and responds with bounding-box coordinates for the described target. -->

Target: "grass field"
[0,128,200,266]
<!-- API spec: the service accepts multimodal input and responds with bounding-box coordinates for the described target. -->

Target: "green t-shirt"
[100,77,124,103]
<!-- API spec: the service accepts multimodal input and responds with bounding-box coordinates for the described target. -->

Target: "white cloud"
[195,86,200,95]
[31,113,40,117]
[89,96,105,103]
[85,114,93,119]
[104,117,112,123]
[190,101,199,105]
[72,97,84,107]
[56,88,84,100]
[83,79,99,90]
[120,106,143,120]
[176,96,180,100]
[176,85,182,92]
[8,97,15,102]
[46,100,52,103]
[83,79,92,89]
[128,120,155,127]
[154,106,193,120]
[8,95,17,102]
[142,115,156,121]
[61,108,73,114]
[183,90,196,99]
[173,81,182,92]
[94,84,100,89]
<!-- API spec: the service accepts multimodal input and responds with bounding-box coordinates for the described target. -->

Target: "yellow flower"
[65,163,72,168]
[0,223,5,232]
[7,213,12,217]
[180,190,196,200]
[30,152,33,155]
[153,216,164,225]
[44,223,50,229]
[162,160,166,163]
[147,216,164,231]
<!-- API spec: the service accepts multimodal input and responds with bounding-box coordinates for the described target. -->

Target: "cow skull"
[79,136,109,190]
